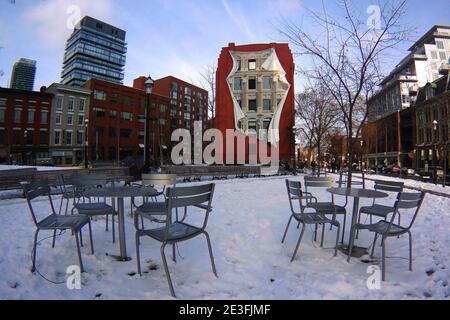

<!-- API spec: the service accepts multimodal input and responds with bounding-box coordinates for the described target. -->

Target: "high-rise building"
[61,16,127,87]
[215,42,295,164]
[9,58,37,91]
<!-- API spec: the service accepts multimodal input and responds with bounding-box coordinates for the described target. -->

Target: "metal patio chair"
[134,183,217,298]
[354,191,425,281]
[282,180,340,262]
[304,176,347,243]
[23,179,94,273]
[337,170,366,189]
[71,174,116,243]
[57,173,81,215]
[357,180,404,237]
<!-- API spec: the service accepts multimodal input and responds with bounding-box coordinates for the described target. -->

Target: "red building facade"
[0,88,53,164]
[215,43,295,164]
[84,79,171,163]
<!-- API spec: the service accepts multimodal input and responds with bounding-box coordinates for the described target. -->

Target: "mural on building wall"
[227,48,291,147]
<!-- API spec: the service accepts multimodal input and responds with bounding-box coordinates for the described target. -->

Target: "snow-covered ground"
[0,176,449,300]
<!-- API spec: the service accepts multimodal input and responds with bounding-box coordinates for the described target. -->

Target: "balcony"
[439,63,450,75]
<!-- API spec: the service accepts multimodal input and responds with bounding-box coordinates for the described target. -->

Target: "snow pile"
[0,165,76,172]
[0,176,448,299]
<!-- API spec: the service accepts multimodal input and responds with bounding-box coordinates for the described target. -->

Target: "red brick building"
[83,79,171,163]
[133,75,208,133]
[0,87,53,164]
[215,43,295,164]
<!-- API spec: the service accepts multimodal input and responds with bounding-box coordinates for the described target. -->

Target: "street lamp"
[432,120,439,184]
[144,75,154,173]
[292,125,297,176]
[84,118,89,169]
[360,139,364,172]
[23,130,28,165]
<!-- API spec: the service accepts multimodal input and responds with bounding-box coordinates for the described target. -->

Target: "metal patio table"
[327,188,388,262]
[83,186,158,261]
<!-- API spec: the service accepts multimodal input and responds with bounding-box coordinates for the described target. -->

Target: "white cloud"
[22,0,114,49]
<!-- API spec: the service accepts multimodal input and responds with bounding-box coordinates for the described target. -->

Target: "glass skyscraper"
[61,16,127,87]
[9,58,37,91]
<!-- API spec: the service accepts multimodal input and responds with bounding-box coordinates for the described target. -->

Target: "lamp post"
[432,120,438,184]
[84,118,89,169]
[23,130,28,165]
[292,125,297,176]
[144,75,154,173]
[360,139,364,172]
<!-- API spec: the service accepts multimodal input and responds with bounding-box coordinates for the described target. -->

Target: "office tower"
[61,16,127,87]
[9,58,37,91]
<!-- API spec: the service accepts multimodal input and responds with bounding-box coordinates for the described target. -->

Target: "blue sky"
[0,0,449,91]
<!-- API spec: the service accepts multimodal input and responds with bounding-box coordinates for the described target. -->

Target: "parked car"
[400,167,415,177]
[383,164,401,175]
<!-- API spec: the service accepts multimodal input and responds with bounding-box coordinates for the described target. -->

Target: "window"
[248,99,257,111]
[55,114,62,125]
[439,52,447,60]
[402,95,410,104]
[67,115,73,125]
[108,127,117,139]
[138,131,145,140]
[233,78,242,91]
[237,60,241,71]
[120,129,132,139]
[109,109,117,119]
[68,97,75,112]
[160,104,167,113]
[79,98,85,112]
[77,131,84,145]
[430,51,438,60]
[263,76,272,90]
[120,112,133,121]
[27,110,35,124]
[14,109,21,123]
[41,111,48,124]
[263,99,271,111]
[64,131,72,145]
[159,118,166,125]
[0,98,6,107]
[93,107,105,118]
[0,130,5,145]
[26,130,34,145]
[13,130,20,145]
[55,95,63,111]
[0,108,5,122]
[94,90,107,101]
[123,96,133,106]
[436,41,444,49]
[263,119,271,130]
[248,77,256,90]
[248,120,257,132]
[111,93,118,103]
[39,131,47,145]
[248,59,256,70]
[78,115,84,126]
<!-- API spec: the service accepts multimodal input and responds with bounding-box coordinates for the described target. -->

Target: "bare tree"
[198,63,217,126]
[280,0,411,185]
[296,83,341,175]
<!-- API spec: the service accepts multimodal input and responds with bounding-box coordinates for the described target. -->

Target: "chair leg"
[371,233,378,258]
[112,212,116,244]
[88,220,94,255]
[172,244,177,263]
[64,198,70,215]
[281,215,294,244]
[291,223,306,262]
[297,221,300,229]
[31,229,40,272]
[74,232,85,273]
[314,224,318,242]
[106,214,109,232]
[334,223,341,257]
[52,230,57,248]
[203,231,218,277]
[356,212,362,239]
[381,237,386,281]
[341,214,347,244]
[58,196,64,215]
[79,229,83,247]
[320,224,325,247]
[408,231,413,271]
[135,232,142,275]
[161,243,176,298]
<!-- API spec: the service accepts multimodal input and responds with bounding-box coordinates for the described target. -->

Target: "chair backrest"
[374,179,404,193]
[338,170,366,189]
[72,174,108,202]
[163,184,215,239]
[304,176,334,189]
[22,179,56,227]
[285,180,306,213]
[142,173,177,187]
[388,192,425,232]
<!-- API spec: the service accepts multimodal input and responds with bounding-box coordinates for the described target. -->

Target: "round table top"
[83,186,158,198]
[327,187,388,199]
